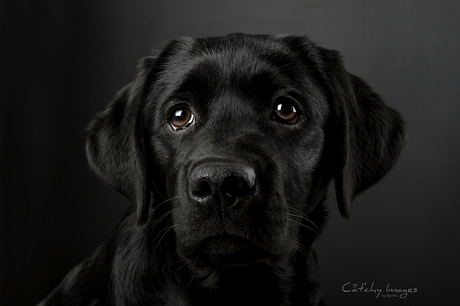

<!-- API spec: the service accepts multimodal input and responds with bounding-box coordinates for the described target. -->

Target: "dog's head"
[86,34,406,268]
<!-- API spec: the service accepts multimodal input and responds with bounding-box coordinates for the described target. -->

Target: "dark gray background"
[2,1,459,305]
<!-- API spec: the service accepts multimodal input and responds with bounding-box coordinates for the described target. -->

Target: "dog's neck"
[181,251,322,306]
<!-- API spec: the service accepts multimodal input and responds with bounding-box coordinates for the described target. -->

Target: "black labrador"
[38,34,406,306]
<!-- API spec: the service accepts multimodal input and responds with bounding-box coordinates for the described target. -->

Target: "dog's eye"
[272,98,299,124]
[169,107,195,131]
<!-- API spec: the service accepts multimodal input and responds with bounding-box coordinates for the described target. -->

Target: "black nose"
[189,162,256,208]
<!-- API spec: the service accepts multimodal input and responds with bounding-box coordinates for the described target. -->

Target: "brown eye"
[272,98,299,124]
[169,107,195,131]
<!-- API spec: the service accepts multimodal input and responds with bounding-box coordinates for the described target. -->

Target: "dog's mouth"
[186,233,275,267]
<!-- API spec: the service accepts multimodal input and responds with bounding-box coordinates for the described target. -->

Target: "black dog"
[38,34,406,306]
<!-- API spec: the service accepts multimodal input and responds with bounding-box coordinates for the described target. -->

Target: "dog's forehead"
[190,35,299,69]
[162,35,308,102]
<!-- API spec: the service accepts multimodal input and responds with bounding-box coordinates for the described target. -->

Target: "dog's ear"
[86,56,156,225]
[319,48,407,218]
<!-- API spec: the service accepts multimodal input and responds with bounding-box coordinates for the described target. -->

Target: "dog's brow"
[173,55,299,107]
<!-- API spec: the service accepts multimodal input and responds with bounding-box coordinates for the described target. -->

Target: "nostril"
[224,178,254,199]
[191,179,213,199]
[192,179,212,198]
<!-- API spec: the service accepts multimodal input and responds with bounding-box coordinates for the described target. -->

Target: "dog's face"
[149,37,330,267]
[86,34,406,269]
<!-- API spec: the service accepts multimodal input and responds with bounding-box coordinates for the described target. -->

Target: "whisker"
[288,216,331,252]
[176,257,190,271]
[151,208,178,232]
[153,223,175,254]
[150,207,181,254]
[286,201,332,251]
[153,196,178,211]
[288,216,320,235]
[186,256,201,287]
[295,242,310,258]
[288,206,320,231]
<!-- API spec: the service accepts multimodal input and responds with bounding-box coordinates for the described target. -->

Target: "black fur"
[38,34,406,306]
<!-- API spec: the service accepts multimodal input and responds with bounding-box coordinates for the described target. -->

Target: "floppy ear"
[320,48,407,218]
[86,56,156,225]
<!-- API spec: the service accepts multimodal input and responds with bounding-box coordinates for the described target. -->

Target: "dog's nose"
[189,162,256,207]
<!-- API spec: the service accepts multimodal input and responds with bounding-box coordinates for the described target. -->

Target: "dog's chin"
[182,234,280,268]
